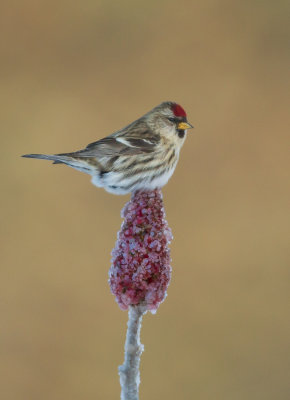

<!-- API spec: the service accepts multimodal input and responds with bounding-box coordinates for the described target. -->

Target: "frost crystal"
[109,189,172,312]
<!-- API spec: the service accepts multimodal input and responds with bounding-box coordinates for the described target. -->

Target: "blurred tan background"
[1,1,289,399]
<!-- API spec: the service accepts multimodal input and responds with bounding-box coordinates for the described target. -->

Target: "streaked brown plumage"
[23,101,193,194]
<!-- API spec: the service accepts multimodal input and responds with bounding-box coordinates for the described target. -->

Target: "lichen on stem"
[119,305,147,400]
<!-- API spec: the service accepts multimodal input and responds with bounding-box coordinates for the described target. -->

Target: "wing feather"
[69,124,160,158]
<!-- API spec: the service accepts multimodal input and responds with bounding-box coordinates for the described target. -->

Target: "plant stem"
[119,305,146,400]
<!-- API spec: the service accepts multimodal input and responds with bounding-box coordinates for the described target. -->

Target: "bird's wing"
[70,129,160,158]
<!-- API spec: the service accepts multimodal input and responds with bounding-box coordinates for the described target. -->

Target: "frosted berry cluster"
[109,189,172,312]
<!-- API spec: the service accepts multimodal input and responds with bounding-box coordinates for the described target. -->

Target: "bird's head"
[145,101,193,141]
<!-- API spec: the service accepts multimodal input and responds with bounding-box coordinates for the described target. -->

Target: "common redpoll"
[23,101,193,194]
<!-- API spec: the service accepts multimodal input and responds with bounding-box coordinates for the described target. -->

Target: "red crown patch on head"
[172,103,186,118]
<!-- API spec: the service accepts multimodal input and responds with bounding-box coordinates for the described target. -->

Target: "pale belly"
[91,163,177,195]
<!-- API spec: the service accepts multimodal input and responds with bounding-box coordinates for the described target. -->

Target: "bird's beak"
[178,121,194,130]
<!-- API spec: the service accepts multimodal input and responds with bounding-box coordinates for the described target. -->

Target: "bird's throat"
[177,130,185,139]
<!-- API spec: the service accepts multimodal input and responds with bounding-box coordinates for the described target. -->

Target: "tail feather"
[22,153,95,174]
[22,153,72,163]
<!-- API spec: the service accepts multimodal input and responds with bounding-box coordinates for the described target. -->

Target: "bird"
[22,101,193,194]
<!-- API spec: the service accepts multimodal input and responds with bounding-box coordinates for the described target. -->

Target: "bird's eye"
[167,117,177,123]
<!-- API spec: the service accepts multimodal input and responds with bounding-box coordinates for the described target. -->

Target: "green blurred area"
[1,1,289,399]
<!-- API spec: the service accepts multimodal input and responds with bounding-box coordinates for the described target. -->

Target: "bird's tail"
[22,153,94,174]
[21,153,73,164]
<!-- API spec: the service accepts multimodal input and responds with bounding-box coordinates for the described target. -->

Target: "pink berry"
[109,189,172,312]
